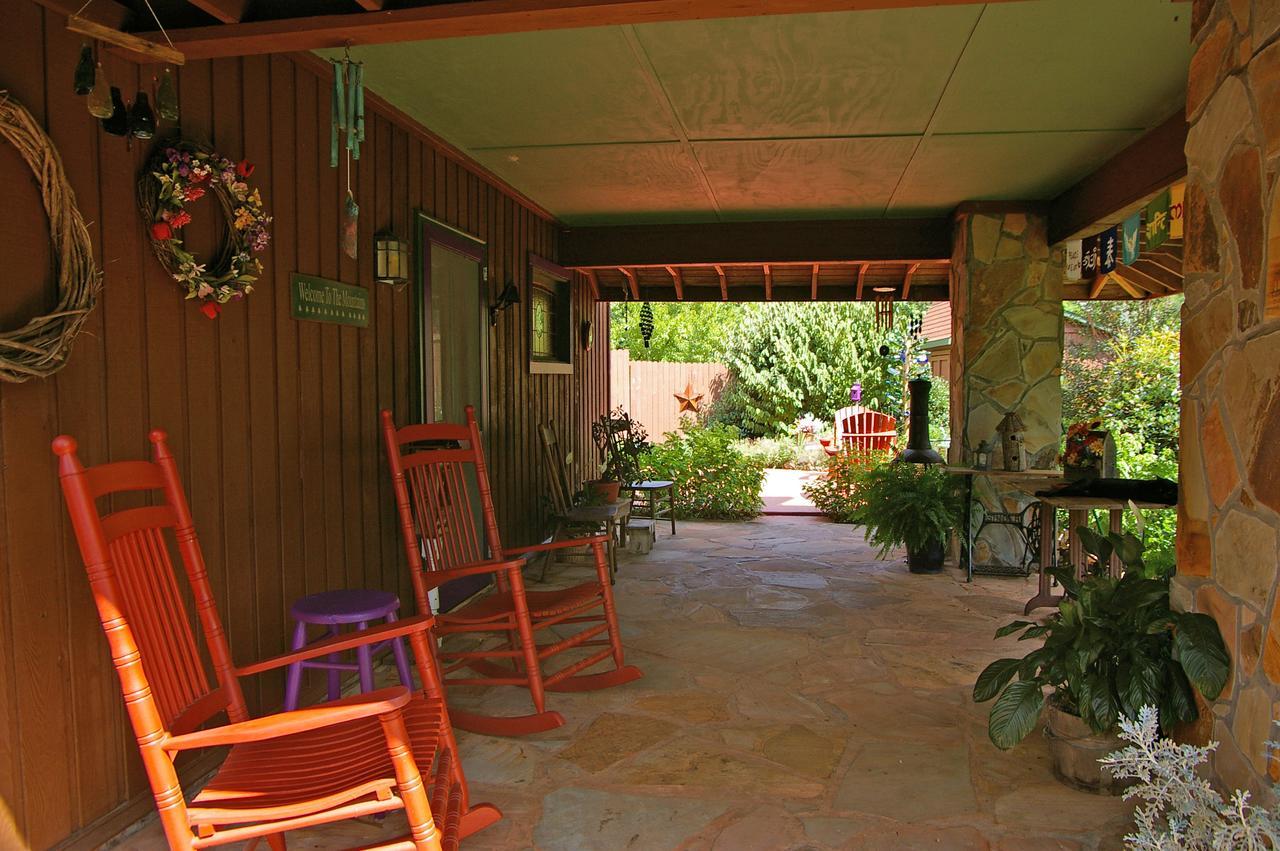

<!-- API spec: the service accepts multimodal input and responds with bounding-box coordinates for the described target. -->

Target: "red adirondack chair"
[381,407,642,737]
[53,430,500,851]
[831,405,898,458]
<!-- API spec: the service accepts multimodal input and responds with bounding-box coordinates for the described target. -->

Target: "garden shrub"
[802,450,891,522]
[734,437,827,471]
[642,421,764,520]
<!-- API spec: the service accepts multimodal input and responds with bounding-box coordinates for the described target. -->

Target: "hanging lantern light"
[374,230,410,285]
[86,63,114,119]
[639,301,654,348]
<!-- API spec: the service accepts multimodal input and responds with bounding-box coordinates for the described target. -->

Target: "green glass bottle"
[74,44,95,95]
[102,87,128,136]
[129,92,156,139]
[155,67,179,122]
[86,63,113,118]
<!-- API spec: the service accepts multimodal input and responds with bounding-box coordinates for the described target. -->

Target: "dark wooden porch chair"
[381,407,642,739]
[537,420,629,577]
[52,430,499,851]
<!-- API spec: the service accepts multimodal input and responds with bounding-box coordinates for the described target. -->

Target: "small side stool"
[628,480,676,536]
[283,589,415,711]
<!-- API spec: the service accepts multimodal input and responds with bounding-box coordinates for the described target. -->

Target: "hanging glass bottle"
[86,63,114,118]
[155,67,179,122]
[74,44,95,95]
[129,91,156,139]
[102,86,128,136]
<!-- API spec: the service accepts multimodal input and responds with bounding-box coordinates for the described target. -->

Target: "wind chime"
[70,0,181,140]
[639,301,655,348]
[330,51,365,260]
[874,293,894,333]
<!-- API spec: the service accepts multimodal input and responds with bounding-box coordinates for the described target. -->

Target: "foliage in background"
[734,438,829,471]
[714,303,927,437]
[640,420,764,520]
[974,532,1228,750]
[803,451,890,521]
[1063,297,1181,571]
[610,301,744,363]
[842,461,964,558]
[1101,707,1280,849]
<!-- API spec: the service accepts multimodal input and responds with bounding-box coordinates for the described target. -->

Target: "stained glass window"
[531,286,554,359]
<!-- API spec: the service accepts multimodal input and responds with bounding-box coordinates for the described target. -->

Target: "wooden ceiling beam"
[810,264,819,301]
[561,217,951,268]
[585,268,600,300]
[1088,275,1109,300]
[185,0,252,24]
[130,0,1022,61]
[1049,111,1188,245]
[1116,262,1177,294]
[902,262,919,300]
[1110,273,1146,299]
[619,267,639,301]
[665,265,684,301]
[67,15,186,64]
[715,265,728,302]
[593,282,950,303]
[355,0,387,9]
[763,264,773,301]
[855,264,868,301]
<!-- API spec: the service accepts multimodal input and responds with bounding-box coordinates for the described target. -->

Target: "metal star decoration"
[675,383,704,413]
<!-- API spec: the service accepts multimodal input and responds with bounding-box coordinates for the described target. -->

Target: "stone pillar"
[949,206,1064,567]
[1175,0,1280,798]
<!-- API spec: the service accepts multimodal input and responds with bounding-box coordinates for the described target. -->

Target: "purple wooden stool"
[283,589,415,711]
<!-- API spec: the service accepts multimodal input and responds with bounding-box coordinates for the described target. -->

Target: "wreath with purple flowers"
[138,141,271,319]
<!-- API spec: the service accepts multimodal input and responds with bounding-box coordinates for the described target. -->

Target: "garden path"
[760,468,821,515]
[124,516,1134,850]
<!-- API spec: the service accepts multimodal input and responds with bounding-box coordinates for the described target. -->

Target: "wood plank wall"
[0,3,608,846]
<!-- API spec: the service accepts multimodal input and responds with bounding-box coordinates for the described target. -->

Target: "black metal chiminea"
[898,377,944,465]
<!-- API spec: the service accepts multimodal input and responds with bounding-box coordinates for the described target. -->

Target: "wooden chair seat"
[190,695,447,827]
[444,582,602,624]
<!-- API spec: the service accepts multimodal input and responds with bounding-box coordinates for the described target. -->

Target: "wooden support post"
[585,269,600,300]
[763,264,772,301]
[619,267,639,301]
[855,264,867,300]
[902,262,919,300]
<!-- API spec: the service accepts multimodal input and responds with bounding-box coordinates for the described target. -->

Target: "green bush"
[802,450,889,521]
[642,421,764,520]
[735,437,828,471]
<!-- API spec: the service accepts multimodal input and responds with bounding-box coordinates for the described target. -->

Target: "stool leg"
[385,609,415,691]
[355,620,375,694]
[326,627,342,702]
[283,621,307,712]
[668,486,676,535]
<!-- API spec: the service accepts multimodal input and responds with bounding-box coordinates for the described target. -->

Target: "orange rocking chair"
[53,431,500,850]
[381,407,642,737]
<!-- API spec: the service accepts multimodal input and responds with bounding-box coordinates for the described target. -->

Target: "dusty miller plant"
[1101,706,1280,849]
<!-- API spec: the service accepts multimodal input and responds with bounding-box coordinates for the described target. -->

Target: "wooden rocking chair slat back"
[382,408,507,614]
[538,422,575,517]
[52,432,246,740]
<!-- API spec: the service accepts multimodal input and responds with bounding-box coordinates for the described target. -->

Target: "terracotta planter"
[1044,701,1130,795]
[588,480,622,502]
[906,538,946,573]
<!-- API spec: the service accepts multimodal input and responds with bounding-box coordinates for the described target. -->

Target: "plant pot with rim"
[974,528,1231,794]
[842,460,963,575]
[586,479,622,503]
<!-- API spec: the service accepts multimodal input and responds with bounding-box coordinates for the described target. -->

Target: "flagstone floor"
[123,515,1134,850]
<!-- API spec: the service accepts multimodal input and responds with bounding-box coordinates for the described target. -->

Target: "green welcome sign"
[290,273,370,327]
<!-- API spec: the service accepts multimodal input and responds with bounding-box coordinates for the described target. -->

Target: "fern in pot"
[844,460,963,573]
[973,529,1230,794]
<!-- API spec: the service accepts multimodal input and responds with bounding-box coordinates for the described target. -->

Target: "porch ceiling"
[314,0,1190,226]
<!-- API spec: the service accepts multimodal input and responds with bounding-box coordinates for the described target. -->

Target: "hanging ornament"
[128,91,155,139]
[155,67,179,122]
[101,87,128,136]
[342,190,359,259]
[874,294,894,333]
[86,64,114,119]
[74,43,95,95]
[639,301,655,348]
[329,53,364,168]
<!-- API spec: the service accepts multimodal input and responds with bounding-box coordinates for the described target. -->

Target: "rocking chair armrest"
[163,687,413,752]
[504,535,610,557]
[419,559,525,590]
[234,614,436,678]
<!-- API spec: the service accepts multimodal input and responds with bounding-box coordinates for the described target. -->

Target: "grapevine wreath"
[0,92,101,382]
[138,141,271,319]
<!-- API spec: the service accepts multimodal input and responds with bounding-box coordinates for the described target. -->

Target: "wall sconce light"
[489,279,520,325]
[374,230,410,285]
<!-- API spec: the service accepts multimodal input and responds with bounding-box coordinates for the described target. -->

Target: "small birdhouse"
[996,411,1027,472]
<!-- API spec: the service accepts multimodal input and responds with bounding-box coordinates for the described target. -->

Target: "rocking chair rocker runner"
[381,407,642,738]
[53,431,500,851]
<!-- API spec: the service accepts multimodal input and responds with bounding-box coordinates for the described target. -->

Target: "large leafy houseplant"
[590,408,650,487]
[842,460,963,570]
[974,530,1229,751]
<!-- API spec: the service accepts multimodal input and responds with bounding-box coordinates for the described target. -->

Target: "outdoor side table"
[628,480,676,536]
[283,589,415,710]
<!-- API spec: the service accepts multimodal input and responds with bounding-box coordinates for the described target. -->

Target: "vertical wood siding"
[0,4,607,846]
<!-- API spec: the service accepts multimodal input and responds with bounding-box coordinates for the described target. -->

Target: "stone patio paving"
[125,515,1134,849]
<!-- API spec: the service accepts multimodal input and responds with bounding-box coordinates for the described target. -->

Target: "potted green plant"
[973,529,1230,794]
[843,460,963,573]
[589,408,650,502]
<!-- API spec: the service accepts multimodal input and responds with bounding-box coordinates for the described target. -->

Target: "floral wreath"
[138,141,271,319]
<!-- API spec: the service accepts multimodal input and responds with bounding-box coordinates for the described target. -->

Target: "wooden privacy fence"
[610,350,729,438]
